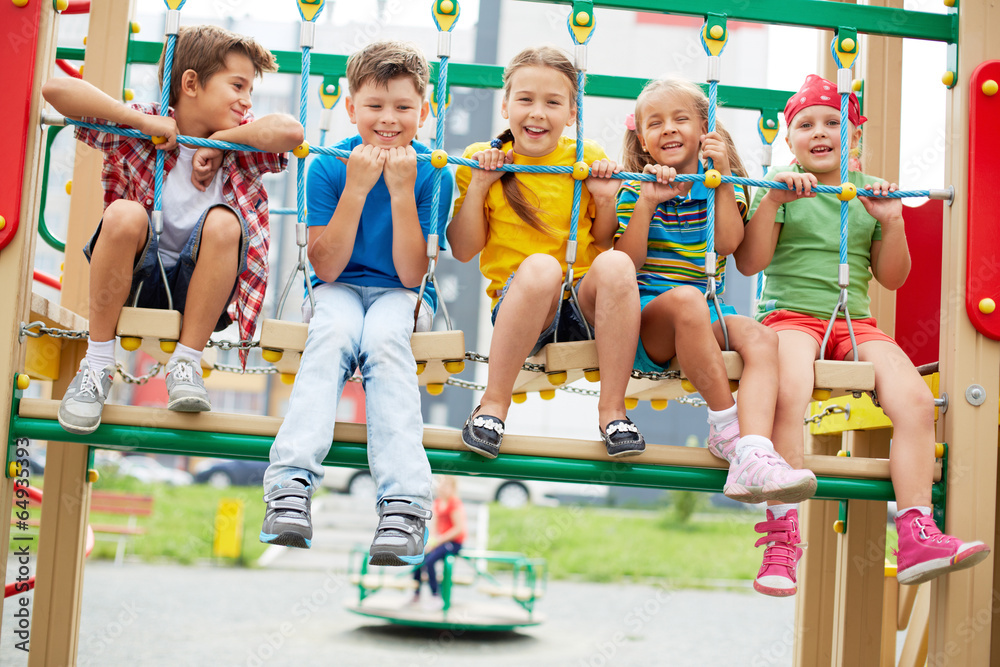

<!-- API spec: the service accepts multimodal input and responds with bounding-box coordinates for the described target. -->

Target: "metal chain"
[211,363,279,375]
[20,321,89,342]
[804,403,851,425]
[465,350,682,380]
[115,362,163,385]
[205,339,259,351]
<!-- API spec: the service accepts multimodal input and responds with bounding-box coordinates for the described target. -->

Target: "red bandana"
[783,74,867,128]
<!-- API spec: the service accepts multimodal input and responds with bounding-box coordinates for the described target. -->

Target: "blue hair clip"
[490,137,503,150]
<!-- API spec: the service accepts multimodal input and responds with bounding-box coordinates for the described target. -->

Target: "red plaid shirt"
[75,102,288,367]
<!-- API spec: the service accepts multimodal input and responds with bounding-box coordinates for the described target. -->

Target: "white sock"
[735,434,775,461]
[769,503,797,519]
[169,343,203,374]
[898,506,932,517]
[707,403,738,427]
[85,338,117,371]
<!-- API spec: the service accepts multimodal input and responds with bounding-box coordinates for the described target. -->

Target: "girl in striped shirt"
[614,79,816,592]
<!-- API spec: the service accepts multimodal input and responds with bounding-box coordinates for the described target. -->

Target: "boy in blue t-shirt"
[260,41,453,566]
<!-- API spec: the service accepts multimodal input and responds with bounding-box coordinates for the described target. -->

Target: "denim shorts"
[633,291,737,373]
[491,271,590,357]
[84,203,249,332]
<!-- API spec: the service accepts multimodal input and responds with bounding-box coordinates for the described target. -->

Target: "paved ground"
[3,495,801,666]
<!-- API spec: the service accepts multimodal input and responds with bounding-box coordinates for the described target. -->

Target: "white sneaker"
[165,358,211,412]
[58,360,116,434]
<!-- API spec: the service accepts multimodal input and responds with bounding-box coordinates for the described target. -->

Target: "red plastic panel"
[967,61,1000,341]
[895,199,943,367]
[0,0,42,251]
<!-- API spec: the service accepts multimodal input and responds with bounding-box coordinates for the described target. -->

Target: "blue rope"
[570,69,584,245]
[298,45,309,227]
[839,88,849,266]
[154,31,176,214]
[430,56,448,239]
[705,78,717,260]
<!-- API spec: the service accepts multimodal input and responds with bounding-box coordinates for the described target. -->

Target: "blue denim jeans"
[263,283,433,510]
[413,540,462,595]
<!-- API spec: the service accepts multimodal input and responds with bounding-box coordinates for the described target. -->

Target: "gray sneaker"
[165,358,211,412]
[260,479,313,549]
[58,360,116,435]
[368,500,432,567]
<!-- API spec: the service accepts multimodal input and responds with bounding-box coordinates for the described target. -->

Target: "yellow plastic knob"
[624,397,639,410]
[130,21,141,34]
[444,360,465,373]
[87,469,100,483]
[83,36,87,45]
[573,161,590,180]
[833,520,846,534]
[934,443,945,458]
[837,182,857,201]
[575,10,590,26]
[201,367,211,379]
[12,0,29,8]
[584,369,601,382]
[440,0,454,13]
[650,399,668,411]
[261,348,283,363]
[123,88,134,101]
[709,25,724,39]
[430,149,448,168]
[17,374,30,390]
[680,379,697,393]
[151,135,167,145]
[703,169,722,189]
[729,381,739,393]
[547,371,568,386]
[426,383,445,396]
[943,0,956,6]
[942,71,956,87]
[159,340,177,354]
[0,215,6,231]
[55,0,68,10]
[78,65,84,76]
[512,392,527,404]
[837,449,847,457]
[292,141,310,159]
[415,362,426,375]
[120,336,142,351]
[979,298,996,314]
[65,180,72,194]
[852,79,862,92]
[812,389,831,401]
[982,80,999,97]
[8,462,22,477]
[539,389,556,400]
[280,373,296,385]
[840,37,856,53]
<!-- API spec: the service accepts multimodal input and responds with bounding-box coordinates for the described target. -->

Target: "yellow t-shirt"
[453,135,607,308]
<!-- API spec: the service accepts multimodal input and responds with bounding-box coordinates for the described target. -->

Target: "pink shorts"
[762,310,896,361]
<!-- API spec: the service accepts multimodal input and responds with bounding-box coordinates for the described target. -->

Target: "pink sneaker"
[724,447,817,504]
[894,509,991,585]
[707,419,740,462]
[753,509,803,597]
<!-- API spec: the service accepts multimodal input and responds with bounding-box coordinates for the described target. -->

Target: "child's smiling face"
[785,104,862,181]
[501,65,576,157]
[636,89,706,174]
[346,76,429,149]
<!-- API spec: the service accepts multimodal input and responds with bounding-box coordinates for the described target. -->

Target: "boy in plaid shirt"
[42,25,303,434]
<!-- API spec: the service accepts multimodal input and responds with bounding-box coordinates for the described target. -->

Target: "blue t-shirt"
[305,135,454,312]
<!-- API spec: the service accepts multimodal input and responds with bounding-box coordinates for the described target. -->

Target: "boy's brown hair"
[345,41,430,98]
[158,25,278,107]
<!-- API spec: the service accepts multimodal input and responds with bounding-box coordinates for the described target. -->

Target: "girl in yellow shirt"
[447,45,644,459]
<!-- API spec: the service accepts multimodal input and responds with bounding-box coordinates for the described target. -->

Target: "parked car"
[193,459,269,488]
[321,466,607,509]
[115,456,193,486]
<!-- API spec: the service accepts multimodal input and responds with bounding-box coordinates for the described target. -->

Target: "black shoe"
[600,419,645,457]
[462,406,505,459]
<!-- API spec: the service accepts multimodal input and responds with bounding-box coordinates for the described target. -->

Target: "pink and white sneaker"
[894,509,990,585]
[707,419,740,462]
[724,447,817,504]
[753,509,803,597]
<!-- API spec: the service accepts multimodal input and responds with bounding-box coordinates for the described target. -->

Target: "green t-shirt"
[749,165,884,322]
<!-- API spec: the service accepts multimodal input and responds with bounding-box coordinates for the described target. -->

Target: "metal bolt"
[965,384,986,406]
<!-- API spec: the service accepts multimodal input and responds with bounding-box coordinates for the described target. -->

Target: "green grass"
[8,473,272,565]
[489,505,901,584]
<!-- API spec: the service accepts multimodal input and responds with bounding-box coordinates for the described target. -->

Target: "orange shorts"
[761,310,896,361]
